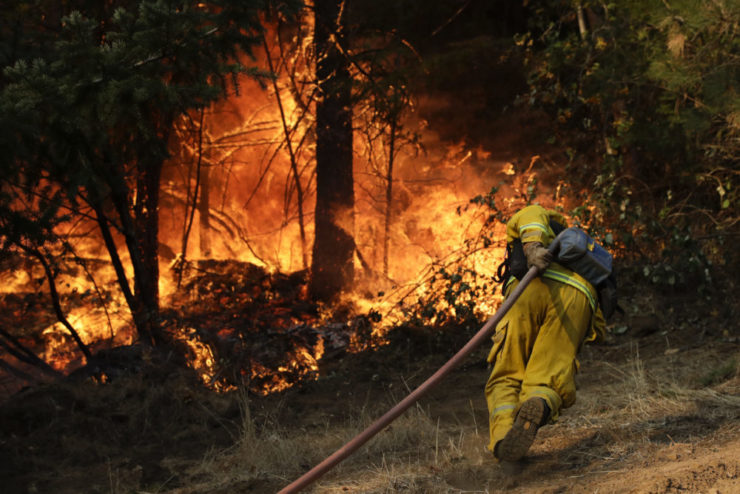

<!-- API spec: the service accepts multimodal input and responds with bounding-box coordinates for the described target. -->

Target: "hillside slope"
[154,278,740,494]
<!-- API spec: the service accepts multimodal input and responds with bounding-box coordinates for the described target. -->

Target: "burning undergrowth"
[141,239,501,396]
[0,178,523,401]
[0,255,390,398]
[162,259,381,395]
[0,241,505,405]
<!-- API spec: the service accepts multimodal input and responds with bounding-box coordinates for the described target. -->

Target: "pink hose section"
[277,261,544,493]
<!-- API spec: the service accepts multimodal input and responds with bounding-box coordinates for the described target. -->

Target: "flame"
[41,299,135,372]
[0,19,587,396]
[172,327,237,392]
[246,337,324,396]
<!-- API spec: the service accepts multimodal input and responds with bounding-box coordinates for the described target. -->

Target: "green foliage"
[399,265,495,329]
[517,0,739,283]
[641,228,713,291]
[1,0,300,193]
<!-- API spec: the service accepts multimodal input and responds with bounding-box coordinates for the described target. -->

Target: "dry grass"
[156,343,740,493]
[593,347,740,424]
[3,336,734,494]
[165,392,478,493]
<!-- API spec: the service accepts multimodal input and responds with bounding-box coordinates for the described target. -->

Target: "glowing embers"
[169,321,327,396]
[172,326,235,392]
[246,333,325,396]
[164,260,330,395]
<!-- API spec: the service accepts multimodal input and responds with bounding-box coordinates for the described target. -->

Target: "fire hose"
[278,240,561,493]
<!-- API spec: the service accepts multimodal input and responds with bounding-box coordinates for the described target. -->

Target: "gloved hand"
[523,241,552,272]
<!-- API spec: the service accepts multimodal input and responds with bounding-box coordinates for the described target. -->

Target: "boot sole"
[496,398,548,462]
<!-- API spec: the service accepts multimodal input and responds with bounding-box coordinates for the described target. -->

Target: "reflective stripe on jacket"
[504,204,606,342]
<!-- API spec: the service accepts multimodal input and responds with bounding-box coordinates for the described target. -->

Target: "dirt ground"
[265,283,740,494]
[422,333,740,494]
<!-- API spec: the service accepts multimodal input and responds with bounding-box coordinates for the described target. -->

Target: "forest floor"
[1,269,739,494]
[184,274,740,494]
[282,285,740,494]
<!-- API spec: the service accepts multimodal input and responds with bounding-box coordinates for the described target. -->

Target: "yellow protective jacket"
[504,205,606,343]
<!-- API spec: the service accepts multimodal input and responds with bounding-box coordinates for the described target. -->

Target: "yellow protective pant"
[484,276,592,452]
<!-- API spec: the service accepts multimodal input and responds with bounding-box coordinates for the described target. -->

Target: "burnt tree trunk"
[133,151,164,346]
[199,164,212,258]
[382,116,396,278]
[310,0,355,301]
[99,144,166,347]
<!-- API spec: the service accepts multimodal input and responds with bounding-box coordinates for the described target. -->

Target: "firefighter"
[485,204,605,462]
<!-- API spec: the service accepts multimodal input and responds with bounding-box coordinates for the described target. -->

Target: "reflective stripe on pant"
[484,276,592,452]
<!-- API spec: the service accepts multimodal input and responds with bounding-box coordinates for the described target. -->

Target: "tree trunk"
[310,0,355,301]
[576,2,588,39]
[382,117,396,278]
[133,153,164,346]
[101,150,165,347]
[199,164,212,258]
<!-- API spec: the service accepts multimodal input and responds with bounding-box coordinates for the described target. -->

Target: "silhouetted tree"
[310,0,356,301]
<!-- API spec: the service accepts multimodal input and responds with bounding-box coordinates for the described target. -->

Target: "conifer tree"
[0,0,300,346]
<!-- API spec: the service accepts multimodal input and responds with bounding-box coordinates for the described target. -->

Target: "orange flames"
[0,22,576,396]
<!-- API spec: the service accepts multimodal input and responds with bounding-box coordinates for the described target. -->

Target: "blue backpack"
[556,227,612,286]
[494,222,619,319]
